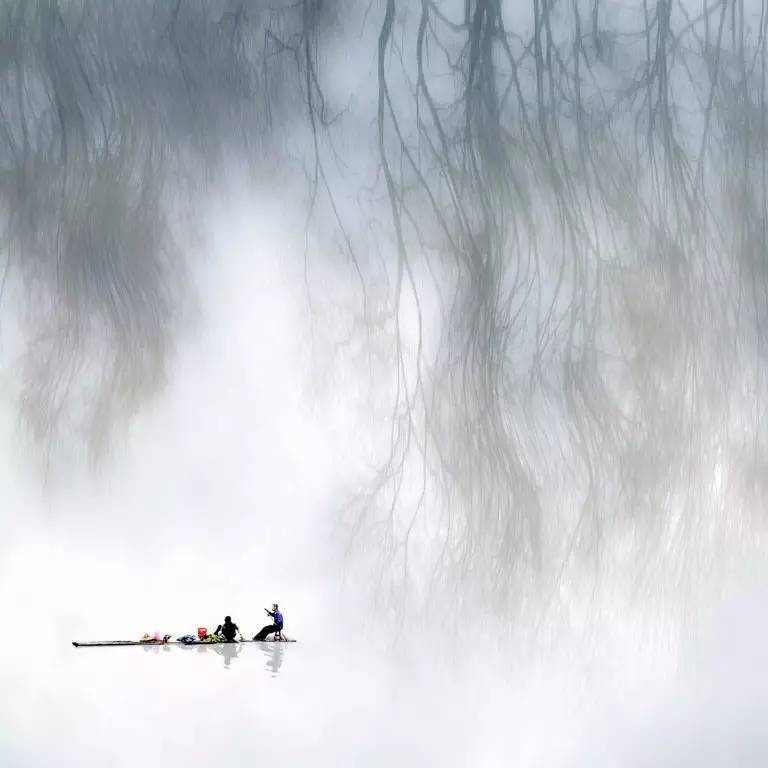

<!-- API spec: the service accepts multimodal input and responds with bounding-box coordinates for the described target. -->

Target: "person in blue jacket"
[254,603,283,641]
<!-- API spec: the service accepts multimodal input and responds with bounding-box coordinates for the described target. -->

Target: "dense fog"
[3,1,768,764]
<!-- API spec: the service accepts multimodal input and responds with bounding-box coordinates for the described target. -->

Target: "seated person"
[253,603,283,641]
[214,616,242,642]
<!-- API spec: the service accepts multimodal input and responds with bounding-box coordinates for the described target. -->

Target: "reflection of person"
[253,603,283,641]
[213,642,240,669]
[214,616,243,642]
[264,642,284,677]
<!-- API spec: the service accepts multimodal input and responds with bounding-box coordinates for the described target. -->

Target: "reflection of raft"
[72,638,297,647]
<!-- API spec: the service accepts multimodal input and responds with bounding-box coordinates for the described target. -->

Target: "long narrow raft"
[73,638,296,647]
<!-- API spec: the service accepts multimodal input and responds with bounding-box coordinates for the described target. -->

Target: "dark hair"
[224,616,231,623]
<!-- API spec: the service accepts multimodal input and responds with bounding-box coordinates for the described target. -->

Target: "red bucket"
[197,627,208,639]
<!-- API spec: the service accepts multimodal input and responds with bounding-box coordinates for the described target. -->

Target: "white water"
[3,588,768,766]
[0,624,578,766]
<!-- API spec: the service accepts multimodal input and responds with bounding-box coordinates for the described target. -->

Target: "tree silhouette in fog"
[1,0,767,623]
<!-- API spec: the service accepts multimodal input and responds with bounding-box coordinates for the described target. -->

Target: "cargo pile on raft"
[73,604,296,647]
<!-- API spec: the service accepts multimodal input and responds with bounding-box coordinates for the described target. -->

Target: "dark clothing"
[254,623,281,641]
[215,621,239,642]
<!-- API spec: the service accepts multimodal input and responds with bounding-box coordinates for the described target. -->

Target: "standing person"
[214,616,243,642]
[253,603,283,641]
